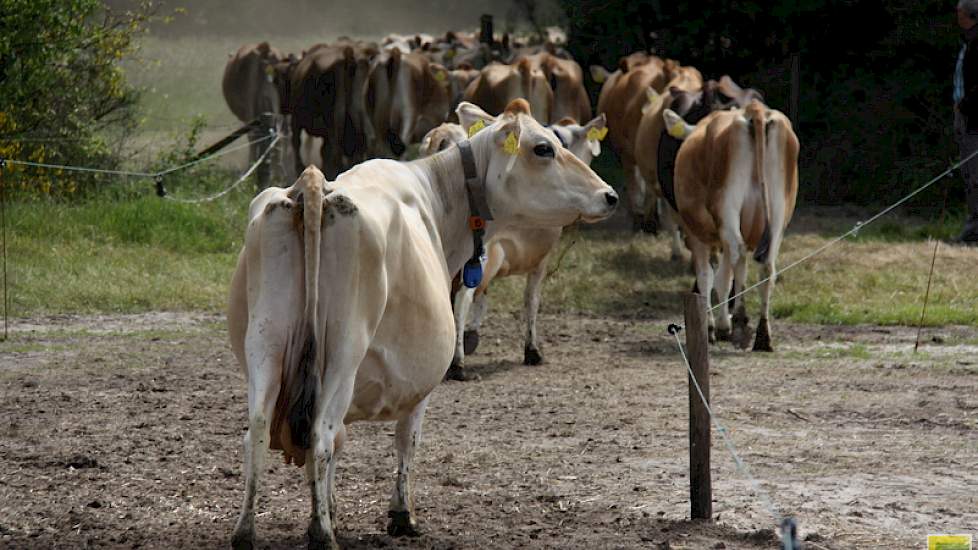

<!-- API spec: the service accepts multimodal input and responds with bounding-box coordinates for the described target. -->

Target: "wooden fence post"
[480,14,494,47]
[683,292,713,521]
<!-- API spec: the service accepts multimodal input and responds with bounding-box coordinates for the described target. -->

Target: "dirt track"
[1,312,976,549]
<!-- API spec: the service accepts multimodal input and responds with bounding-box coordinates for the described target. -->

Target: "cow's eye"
[533,143,555,158]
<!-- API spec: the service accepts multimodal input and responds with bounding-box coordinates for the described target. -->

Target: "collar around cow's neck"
[457,140,493,288]
[457,140,493,222]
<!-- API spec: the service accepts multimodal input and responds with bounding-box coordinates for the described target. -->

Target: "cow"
[590,54,682,230]
[662,99,799,351]
[635,75,764,260]
[289,41,381,178]
[513,51,591,123]
[222,42,288,164]
[418,122,467,157]
[463,59,553,125]
[367,51,453,157]
[433,113,609,381]
[227,99,618,549]
[289,43,356,179]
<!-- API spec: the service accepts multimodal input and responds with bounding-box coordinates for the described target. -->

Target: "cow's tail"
[747,100,772,264]
[284,167,325,453]
[518,57,533,99]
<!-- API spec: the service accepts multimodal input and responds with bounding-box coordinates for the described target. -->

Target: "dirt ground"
[1,311,976,549]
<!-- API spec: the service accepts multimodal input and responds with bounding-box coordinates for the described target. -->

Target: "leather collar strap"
[457,140,493,222]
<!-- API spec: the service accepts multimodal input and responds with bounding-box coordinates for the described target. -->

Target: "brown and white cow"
[227,99,617,548]
[637,76,764,260]
[591,54,681,230]
[463,59,553,125]
[662,100,799,351]
[435,113,609,380]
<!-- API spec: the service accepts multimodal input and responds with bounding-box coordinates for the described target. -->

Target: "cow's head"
[419,123,468,157]
[548,114,607,165]
[457,99,617,227]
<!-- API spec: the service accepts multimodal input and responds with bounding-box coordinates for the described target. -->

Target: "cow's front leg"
[387,395,431,537]
[446,287,474,381]
[522,258,549,365]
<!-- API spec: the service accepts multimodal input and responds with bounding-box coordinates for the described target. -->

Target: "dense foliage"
[559,0,959,207]
[0,0,154,196]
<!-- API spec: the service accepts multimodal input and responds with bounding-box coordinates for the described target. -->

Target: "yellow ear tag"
[467,119,486,137]
[587,126,608,142]
[434,70,447,83]
[668,121,687,139]
[503,131,519,155]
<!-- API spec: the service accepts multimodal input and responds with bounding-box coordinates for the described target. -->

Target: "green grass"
[7,183,978,327]
[6,171,251,316]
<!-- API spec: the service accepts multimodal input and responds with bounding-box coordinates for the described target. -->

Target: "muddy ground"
[0,312,976,549]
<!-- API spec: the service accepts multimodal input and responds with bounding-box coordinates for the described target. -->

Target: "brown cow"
[222,42,288,164]
[591,54,681,230]
[463,59,553,124]
[289,44,355,179]
[289,41,380,178]
[635,75,763,260]
[663,100,799,351]
[514,52,591,123]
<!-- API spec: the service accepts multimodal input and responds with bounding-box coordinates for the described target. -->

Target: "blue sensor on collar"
[462,258,483,288]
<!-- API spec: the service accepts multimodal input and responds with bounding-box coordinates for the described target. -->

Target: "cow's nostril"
[605,192,619,207]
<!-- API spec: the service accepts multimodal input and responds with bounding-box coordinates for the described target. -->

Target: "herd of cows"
[220,29,799,549]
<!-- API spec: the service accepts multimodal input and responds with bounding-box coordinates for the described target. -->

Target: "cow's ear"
[662,109,694,140]
[582,113,607,157]
[456,102,497,137]
[590,65,610,84]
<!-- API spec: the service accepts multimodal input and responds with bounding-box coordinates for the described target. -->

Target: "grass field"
[5,33,977,327]
[6,175,978,328]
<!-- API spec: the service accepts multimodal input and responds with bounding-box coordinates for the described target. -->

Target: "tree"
[0,0,155,196]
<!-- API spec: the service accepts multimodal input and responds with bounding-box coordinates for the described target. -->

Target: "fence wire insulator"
[154,175,166,198]
[667,323,683,335]
[780,517,800,550]
[0,158,6,170]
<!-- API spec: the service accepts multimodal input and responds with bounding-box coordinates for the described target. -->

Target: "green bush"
[0,0,157,198]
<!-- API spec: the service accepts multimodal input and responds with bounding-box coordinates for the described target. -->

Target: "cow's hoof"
[230,531,254,550]
[715,327,732,342]
[306,525,338,550]
[463,330,480,354]
[523,345,544,365]
[670,252,682,262]
[732,312,751,349]
[641,219,659,235]
[387,510,421,538]
[752,318,773,352]
[708,326,717,344]
[444,364,477,382]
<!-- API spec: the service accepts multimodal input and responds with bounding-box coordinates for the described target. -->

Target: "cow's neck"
[413,144,494,277]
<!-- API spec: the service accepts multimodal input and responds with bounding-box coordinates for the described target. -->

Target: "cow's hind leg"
[687,236,716,343]
[231,360,282,550]
[388,396,431,537]
[306,371,359,550]
[659,201,684,261]
[753,256,777,352]
[730,251,752,349]
[522,256,550,365]
[715,224,746,344]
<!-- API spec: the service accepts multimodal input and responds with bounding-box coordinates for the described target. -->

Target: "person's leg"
[956,110,978,243]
